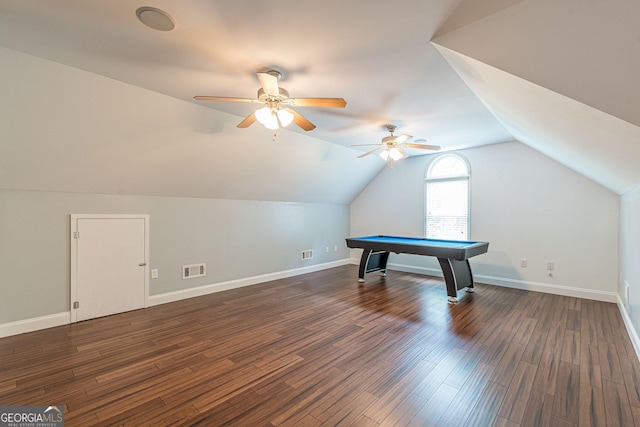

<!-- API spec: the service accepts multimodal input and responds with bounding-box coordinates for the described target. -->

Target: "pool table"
[345,235,489,303]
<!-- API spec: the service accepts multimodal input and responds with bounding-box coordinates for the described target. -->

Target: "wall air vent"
[301,249,314,260]
[182,263,206,279]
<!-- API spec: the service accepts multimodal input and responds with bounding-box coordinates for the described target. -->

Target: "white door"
[71,215,149,322]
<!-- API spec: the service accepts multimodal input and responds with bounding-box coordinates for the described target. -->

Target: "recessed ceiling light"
[136,6,175,31]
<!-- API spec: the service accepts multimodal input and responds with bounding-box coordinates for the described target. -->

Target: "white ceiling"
[0,0,638,201]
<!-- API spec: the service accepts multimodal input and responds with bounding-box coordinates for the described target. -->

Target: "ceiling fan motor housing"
[257,87,290,103]
[382,135,398,146]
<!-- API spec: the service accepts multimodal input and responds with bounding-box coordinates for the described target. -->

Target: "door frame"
[70,214,150,323]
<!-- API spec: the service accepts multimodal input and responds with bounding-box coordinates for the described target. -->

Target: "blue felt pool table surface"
[345,235,489,261]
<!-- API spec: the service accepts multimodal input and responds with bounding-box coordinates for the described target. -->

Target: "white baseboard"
[617,296,640,362]
[350,259,619,303]
[148,259,350,306]
[471,273,617,303]
[0,312,70,338]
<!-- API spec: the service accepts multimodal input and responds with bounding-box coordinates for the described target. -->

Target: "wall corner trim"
[617,295,640,362]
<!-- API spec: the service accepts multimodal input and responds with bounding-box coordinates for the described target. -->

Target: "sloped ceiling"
[0,47,382,205]
[433,45,640,194]
[433,0,640,194]
[0,0,638,201]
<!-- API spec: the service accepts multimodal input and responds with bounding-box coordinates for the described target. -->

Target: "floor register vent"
[183,263,206,279]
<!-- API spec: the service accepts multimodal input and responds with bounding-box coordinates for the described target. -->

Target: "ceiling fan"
[194,70,346,132]
[352,124,441,166]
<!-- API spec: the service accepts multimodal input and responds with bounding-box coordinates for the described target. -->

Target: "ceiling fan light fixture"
[379,147,406,162]
[255,106,293,130]
[255,106,272,125]
[255,107,279,130]
[276,108,294,127]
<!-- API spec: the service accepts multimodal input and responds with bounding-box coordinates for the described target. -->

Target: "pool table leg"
[357,249,390,282]
[438,258,475,303]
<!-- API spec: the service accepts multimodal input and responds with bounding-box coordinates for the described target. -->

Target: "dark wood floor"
[2,265,640,426]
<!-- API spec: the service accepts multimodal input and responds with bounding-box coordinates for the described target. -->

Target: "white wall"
[350,141,619,301]
[0,189,350,326]
[620,185,640,339]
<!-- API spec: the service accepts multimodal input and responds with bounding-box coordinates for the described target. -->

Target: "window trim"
[424,154,471,240]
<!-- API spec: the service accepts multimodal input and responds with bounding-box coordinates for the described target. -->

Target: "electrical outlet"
[520,259,527,268]
[151,269,158,279]
[325,246,329,253]
[334,245,338,251]
[546,261,554,271]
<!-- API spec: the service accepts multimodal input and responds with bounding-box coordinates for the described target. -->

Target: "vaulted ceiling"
[1,0,638,203]
[433,0,640,194]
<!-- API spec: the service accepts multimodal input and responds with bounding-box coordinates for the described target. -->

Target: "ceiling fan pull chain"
[272,130,277,142]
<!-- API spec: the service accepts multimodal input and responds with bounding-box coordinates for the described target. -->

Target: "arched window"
[425,154,470,240]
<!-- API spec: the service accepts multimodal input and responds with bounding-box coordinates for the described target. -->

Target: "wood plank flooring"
[2,265,640,426]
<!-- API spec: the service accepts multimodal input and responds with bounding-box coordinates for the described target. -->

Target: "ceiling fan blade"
[237,112,257,128]
[194,96,259,103]
[404,143,441,150]
[257,72,280,96]
[357,147,384,158]
[397,148,408,159]
[288,98,347,108]
[288,109,316,131]
[350,143,384,147]
[394,134,412,143]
